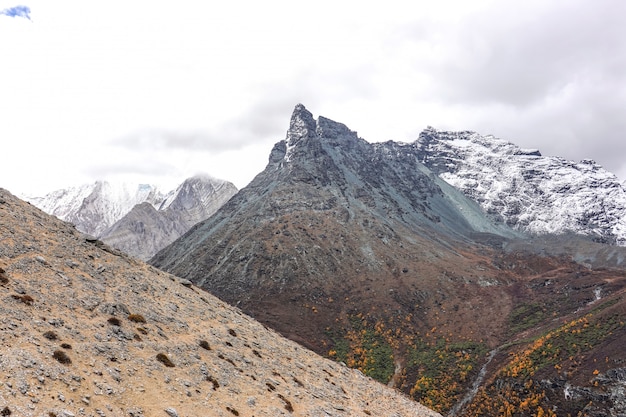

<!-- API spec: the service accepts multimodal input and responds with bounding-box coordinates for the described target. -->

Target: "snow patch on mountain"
[414,128,626,245]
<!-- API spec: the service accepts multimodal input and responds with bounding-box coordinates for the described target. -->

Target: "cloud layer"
[1,0,625,195]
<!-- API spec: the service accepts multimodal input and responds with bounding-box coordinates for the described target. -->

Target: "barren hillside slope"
[0,188,439,417]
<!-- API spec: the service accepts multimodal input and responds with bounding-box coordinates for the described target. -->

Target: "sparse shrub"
[0,270,8,284]
[228,329,237,337]
[48,412,57,417]
[43,331,58,340]
[156,353,175,367]
[206,375,220,390]
[128,314,146,323]
[1,406,11,416]
[107,317,121,326]
[217,353,236,366]
[133,333,142,341]
[53,350,71,365]
[226,406,239,416]
[266,382,276,391]
[277,393,294,413]
[60,343,72,349]
[199,340,211,350]
[137,327,148,335]
[11,294,34,305]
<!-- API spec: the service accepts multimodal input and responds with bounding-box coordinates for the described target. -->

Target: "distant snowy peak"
[26,175,238,260]
[414,128,626,245]
[27,181,166,236]
[158,174,234,211]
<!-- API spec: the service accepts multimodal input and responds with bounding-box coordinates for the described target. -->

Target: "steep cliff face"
[413,128,626,245]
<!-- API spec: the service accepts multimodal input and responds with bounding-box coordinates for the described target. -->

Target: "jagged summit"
[278,105,362,166]
[285,103,317,144]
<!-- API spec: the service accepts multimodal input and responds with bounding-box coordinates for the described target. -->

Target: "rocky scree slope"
[413,128,626,246]
[27,175,237,260]
[0,187,437,417]
[151,105,626,416]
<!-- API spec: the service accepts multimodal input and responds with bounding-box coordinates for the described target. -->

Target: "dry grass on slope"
[0,188,440,417]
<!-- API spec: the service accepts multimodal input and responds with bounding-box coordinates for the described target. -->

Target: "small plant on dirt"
[60,343,72,349]
[156,353,175,367]
[228,329,237,337]
[53,350,71,365]
[1,406,11,416]
[277,393,294,413]
[0,267,8,284]
[137,327,148,335]
[107,317,121,326]
[128,314,146,323]
[199,340,211,350]
[11,294,34,305]
[43,331,58,340]
[226,406,239,416]
[206,374,220,390]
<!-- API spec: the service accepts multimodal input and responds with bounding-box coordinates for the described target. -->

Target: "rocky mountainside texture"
[151,105,626,416]
[27,175,237,260]
[413,128,626,246]
[0,187,439,417]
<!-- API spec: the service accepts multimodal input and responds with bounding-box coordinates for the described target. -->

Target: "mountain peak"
[286,103,316,144]
[286,104,359,146]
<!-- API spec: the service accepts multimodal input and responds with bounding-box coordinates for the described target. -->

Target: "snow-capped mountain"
[99,175,238,260]
[26,175,238,259]
[413,127,626,245]
[26,181,165,237]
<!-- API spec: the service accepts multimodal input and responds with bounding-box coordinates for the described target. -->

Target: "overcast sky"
[1,0,625,196]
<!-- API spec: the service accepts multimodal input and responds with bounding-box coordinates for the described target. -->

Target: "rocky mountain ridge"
[151,105,626,416]
[26,175,237,260]
[413,127,626,245]
[0,187,438,417]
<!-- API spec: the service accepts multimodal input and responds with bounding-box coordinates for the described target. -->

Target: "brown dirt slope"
[0,188,440,417]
